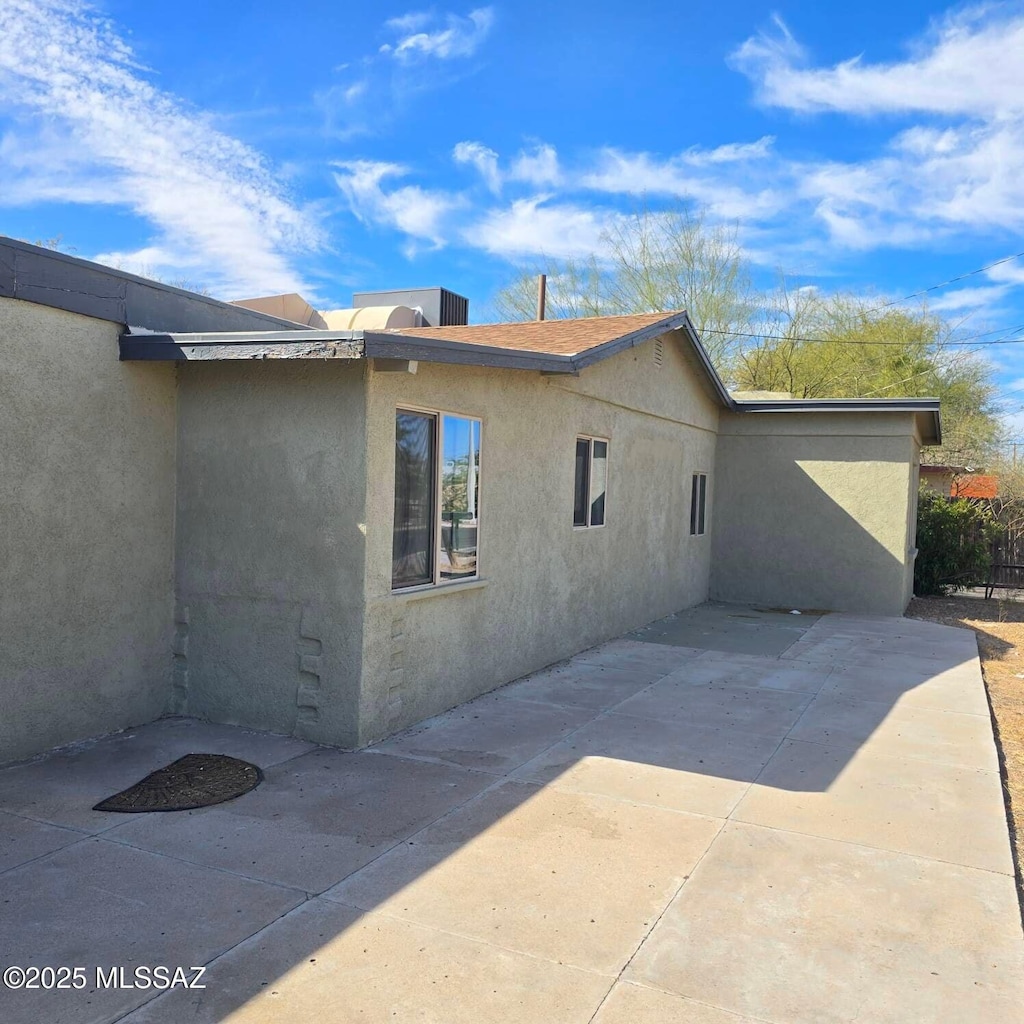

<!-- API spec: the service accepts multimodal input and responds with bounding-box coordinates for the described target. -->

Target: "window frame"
[690,472,708,536]
[573,434,610,530]
[392,405,483,592]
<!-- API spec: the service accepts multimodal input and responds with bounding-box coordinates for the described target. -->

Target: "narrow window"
[690,473,707,536]
[575,436,609,528]
[393,411,436,588]
[574,438,590,527]
[393,409,482,590]
[440,414,480,581]
[591,440,607,526]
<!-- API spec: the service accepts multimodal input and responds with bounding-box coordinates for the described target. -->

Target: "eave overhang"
[117,318,940,444]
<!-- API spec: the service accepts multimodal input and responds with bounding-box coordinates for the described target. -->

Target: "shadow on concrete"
[0,603,989,1024]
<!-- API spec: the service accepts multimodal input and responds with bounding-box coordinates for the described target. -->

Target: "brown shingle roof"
[388,311,684,357]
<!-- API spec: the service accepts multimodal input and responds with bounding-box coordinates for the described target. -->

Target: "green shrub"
[915,487,998,596]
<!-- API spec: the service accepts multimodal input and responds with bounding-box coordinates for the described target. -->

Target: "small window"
[574,436,609,528]
[393,409,481,589]
[690,473,707,536]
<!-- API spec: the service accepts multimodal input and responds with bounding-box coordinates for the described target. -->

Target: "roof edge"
[730,396,943,445]
[0,235,306,334]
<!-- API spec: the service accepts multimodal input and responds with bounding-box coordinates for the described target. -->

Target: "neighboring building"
[952,474,999,500]
[920,464,999,500]
[920,464,965,495]
[0,238,941,763]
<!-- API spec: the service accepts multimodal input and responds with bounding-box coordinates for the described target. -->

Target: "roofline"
[118,311,735,383]
[730,396,943,445]
[116,317,941,443]
[0,235,306,333]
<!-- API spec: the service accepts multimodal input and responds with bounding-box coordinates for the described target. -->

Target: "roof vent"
[654,338,664,366]
[353,287,468,327]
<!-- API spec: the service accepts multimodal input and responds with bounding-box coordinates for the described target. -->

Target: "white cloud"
[732,7,1024,118]
[0,0,321,297]
[453,141,501,193]
[928,285,1011,313]
[509,144,561,186]
[682,136,775,165]
[463,196,611,258]
[333,160,463,249]
[580,147,785,220]
[381,8,494,62]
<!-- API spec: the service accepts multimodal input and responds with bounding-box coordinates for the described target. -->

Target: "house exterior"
[0,238,941,764]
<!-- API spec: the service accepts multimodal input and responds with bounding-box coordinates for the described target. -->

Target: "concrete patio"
[1,604,1020,1023]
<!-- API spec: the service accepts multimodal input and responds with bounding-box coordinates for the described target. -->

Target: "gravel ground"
[907,594,1024,913]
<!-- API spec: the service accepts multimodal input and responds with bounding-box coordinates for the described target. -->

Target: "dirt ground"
[907,594,1024,907]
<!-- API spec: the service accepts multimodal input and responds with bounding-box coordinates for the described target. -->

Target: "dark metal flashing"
[0,236,305,334]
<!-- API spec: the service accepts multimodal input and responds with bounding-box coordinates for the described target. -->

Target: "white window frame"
[392,405,483,592]
[690,472,708,536]
[574,435,610,530]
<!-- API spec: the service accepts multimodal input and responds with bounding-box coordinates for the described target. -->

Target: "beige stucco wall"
[711,411,920,616]
[357,333,720,745]
[0,297,176,764]
[173,361,369,747]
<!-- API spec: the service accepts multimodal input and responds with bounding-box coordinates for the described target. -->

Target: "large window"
[392,409,481,590]
[690,472,707,536]
[574,436,608,528]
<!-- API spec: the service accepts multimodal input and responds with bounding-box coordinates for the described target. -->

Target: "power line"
[701,324,1024,347]
[697,250,1024,347]
[854,250,1024,318]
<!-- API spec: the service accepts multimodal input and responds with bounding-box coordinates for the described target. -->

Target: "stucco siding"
[0,297,176,764]
[174,361,369,747]
[711,411,919,616]
[358,334,719,744]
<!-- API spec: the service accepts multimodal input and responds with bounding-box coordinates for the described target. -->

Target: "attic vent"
[654,339,664,366]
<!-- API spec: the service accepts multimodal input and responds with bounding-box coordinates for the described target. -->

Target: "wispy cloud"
[453,141,502,193]
[381,8,495,61]
[319,7,496,139]
[333,160,464,254]
[0,0,322,297]
[731,7,1024,118]
[463,196,611,258]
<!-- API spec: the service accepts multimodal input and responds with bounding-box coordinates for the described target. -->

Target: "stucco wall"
[174,361,368,747]
[358,333,719,744]
[711,411,919,616]
[0,297,176,764]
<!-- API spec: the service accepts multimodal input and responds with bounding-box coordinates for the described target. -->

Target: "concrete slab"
[0,717,316,832]
[626,822,1024,1024]
[627,603,816,657]
[0,808,82,873]
[367,694,594,775]
[615,678,814,740]
[104,746,492,892]
[1,604,1016,1024]
[0,837,303,1024]
[495,660,670,711]
[821,661,989,715]
[788,692,1000,771]
[512,712,778,818]
[682,651,834,692]
[324,779,722,974]
[733,739,1014,873]
[593,982,765,1024]
[121,900,612,1024]
[570,638,705,674]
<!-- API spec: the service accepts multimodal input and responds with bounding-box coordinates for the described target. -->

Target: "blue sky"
[4,1,1024,430]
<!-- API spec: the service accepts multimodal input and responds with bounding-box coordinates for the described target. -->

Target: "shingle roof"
[388,311,683,357]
